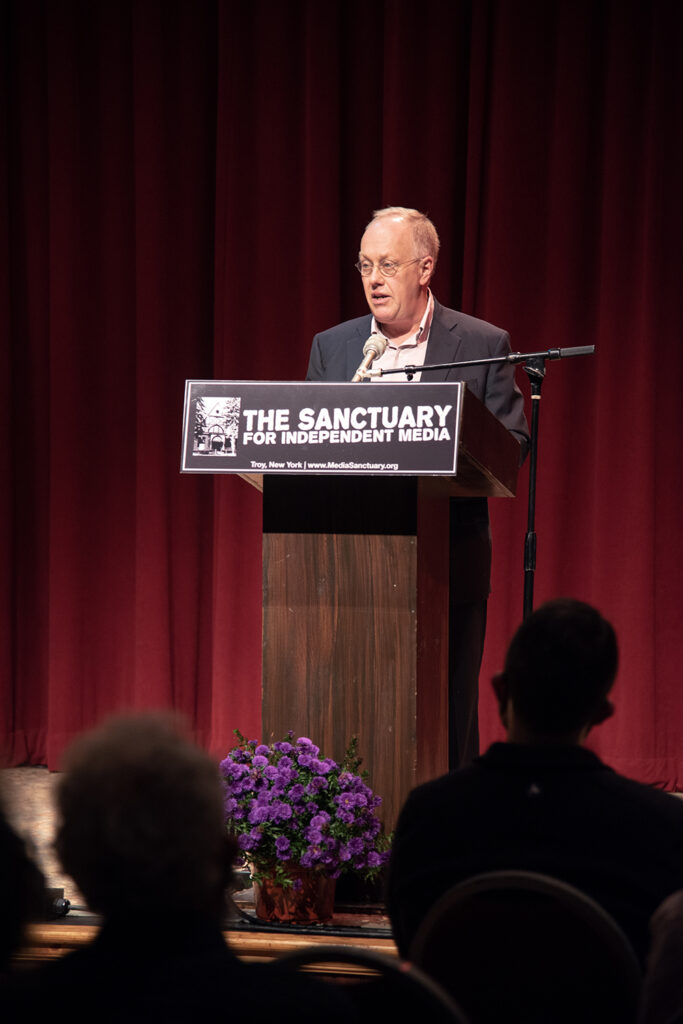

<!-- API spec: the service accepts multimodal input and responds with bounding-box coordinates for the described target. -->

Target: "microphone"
[351,334,387,382]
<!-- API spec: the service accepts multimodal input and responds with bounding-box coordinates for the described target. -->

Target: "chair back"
[409,869,641,1023]
[274,943,471,1023]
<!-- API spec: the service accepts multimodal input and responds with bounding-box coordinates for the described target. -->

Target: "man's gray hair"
[368,207,441,264]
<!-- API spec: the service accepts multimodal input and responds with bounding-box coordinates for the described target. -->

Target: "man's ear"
[590,698,614,727]
[419,256,434,285]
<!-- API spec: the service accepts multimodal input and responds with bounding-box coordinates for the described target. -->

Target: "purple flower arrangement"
[220,731,391,887]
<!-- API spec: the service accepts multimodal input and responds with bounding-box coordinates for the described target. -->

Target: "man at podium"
[306,207,529,768]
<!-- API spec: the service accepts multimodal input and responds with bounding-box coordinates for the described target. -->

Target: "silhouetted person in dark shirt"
[387,598,683,965]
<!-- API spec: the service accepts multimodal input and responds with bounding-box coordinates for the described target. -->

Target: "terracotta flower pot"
[252,863,336,923]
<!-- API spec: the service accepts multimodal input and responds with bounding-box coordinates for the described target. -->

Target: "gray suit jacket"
[306,298,530,456]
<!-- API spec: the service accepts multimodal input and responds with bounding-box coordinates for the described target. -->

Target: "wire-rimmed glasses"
[355,257,422,277]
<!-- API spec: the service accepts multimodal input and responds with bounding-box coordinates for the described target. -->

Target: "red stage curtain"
[1,1,681,788]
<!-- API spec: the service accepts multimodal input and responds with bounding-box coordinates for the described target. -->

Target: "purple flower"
[270,801,293,823]
[238,831,261,851]
[335,792,356,809]
[248,804,270,825]
[255,744,270,756]
[300,845,324,868]
[274,741,294,754]
[225,749,247,764]
[252,755,268,768]
[275,836,291,860]
[296,738,320,757]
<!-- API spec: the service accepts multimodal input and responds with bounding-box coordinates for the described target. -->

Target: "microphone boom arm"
[366,344,595,379]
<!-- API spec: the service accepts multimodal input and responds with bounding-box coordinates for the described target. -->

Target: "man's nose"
[369,263,385,286]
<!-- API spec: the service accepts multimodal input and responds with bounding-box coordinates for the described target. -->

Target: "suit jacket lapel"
[424,301,463,381]
[345,319,372,380]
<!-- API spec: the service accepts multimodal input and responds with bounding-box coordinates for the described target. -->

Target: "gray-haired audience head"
[494,598,618,741]
[55,713,236,919]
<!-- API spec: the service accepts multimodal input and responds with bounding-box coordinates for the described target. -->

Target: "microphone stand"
[369,345,595,617]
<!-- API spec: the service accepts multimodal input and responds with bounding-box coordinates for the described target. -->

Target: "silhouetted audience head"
[0,796,45,971]
[495,598,618,740]
[55,713,236,919]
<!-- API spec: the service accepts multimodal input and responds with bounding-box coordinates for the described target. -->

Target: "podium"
[182,379,520,830]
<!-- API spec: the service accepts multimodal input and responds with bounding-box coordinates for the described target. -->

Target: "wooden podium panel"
[261,477,454,831]
[263,530,418,831]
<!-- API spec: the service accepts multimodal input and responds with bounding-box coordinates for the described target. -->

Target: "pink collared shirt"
[369,291,434,383]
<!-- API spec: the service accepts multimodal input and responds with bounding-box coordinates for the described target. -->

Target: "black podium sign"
[181,380,464,476]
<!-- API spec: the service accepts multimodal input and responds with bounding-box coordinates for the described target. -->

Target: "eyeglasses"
[355,257,423,278]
